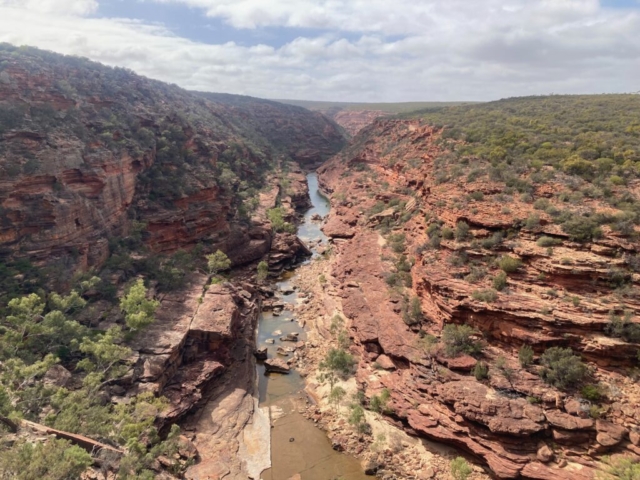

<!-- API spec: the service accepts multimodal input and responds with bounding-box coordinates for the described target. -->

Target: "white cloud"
[0,0,98,15]
[0,1,638,101]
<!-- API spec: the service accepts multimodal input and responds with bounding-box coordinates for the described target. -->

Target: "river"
[257,173,368,480]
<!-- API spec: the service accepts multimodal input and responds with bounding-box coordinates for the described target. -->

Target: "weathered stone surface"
[43,365,72,388]
[375,354,396,370]
[264,358,291,374]
[545,411,594,431]
[595,420,627,447]
[537,444,554,463]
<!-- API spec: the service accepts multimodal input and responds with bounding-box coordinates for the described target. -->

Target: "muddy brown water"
[257,173,368,480]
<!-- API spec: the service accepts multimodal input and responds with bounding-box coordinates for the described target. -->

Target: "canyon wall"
[317,103,640,479]
[0,45,345,273]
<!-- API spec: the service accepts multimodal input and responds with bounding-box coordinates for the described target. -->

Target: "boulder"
[375,354,396,370]
[43,365,72,388]
[254,347,268,360]
[441,354,477,371]
[264,358,290,374]
[280,332,300,342]
[596,420,628,447]
[537,443,554,463]
[545,410,594,430]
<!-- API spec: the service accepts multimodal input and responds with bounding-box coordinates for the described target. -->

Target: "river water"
[257,173,368,480]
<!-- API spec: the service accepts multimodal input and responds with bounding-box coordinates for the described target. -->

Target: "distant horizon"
[0,1,639,102]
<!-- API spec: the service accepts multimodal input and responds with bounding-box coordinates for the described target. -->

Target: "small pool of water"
[257,173,367,480]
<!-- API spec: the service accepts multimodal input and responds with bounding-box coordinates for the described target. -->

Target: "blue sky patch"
[601,0,640,8]
[94,0,363,47]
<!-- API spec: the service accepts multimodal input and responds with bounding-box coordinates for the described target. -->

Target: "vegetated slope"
[275,99,477,137]
[0,44,343,479]
[318,95,640,479]
[197,92,346,164]
[0,43,345,278]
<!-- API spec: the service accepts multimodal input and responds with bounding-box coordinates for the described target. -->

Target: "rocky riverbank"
[289,254,490,480]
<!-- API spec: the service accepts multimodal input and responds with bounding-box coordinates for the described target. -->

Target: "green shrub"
[599,455,640,480]
[0,438,92,480]
[403,296,423,325]
[499,256,522,273]
[455,221,470,241]
[533,198,550,210]
[525,213,541,230]
[536,236,562,247]
[481,232,503,249]
[369,388,392,414]
[539,347,587,390]
[257,261,269,281]
[605,311,640,343]
[561,215,603,242]
[465,267,487,284]
[473,361,489,380]
[388,233,406,253]
[267,207,296,233]
[518,345,534,367]
[442,227,454,240]
[492,271,508,291]
[581,384,606,402]
[450,457,473,480]
[472,288,498,303]
[207,250,231,276]
[442,324,483,357]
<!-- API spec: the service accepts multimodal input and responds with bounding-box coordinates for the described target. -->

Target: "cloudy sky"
[0,0,639,102]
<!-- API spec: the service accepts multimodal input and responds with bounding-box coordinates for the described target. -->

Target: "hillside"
[311,94,640,479]
[0,44,344,282]
[0,44,345,479]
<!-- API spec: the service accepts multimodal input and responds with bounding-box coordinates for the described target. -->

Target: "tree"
[450,457,473,480]
[329,386,346,411]
[348,404,370,434]
[442,324,483,357]
[206,250,231,276]
[540,347,587,390]
[267,207,296,234]
[120,279,159,331]
[77,326,132,387]
[318,348,355,390]
[257,260,269,282]
[0,439,92,480]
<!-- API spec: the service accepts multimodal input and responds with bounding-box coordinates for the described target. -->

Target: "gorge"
[1,44,640,480]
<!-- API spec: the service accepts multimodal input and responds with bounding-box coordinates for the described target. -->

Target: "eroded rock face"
[125,276,261,424]
[0,47,344,274]
[317,118,640,479]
